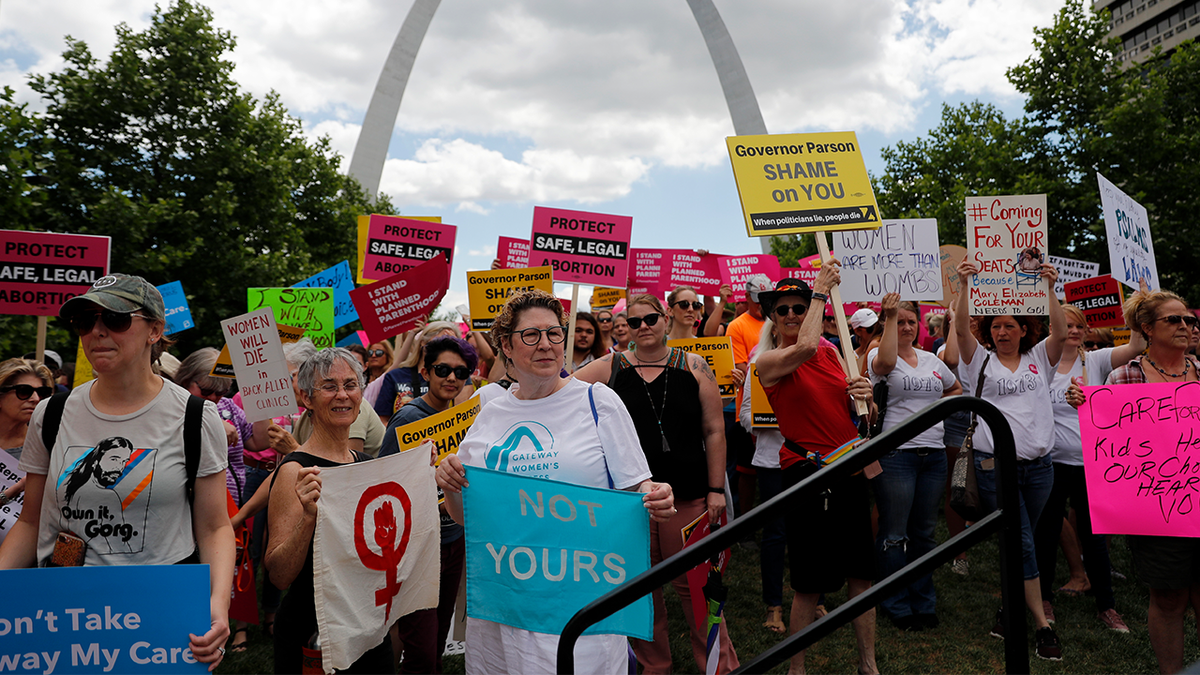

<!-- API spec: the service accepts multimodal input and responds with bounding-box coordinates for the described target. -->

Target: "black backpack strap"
[41,392,70,456]
[607,352,628,390]
[184,395,205,507]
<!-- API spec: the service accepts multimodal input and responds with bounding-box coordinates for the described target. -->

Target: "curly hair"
[490,289,566,359]
[978,315,1043,354]
[1124,288,1188,339]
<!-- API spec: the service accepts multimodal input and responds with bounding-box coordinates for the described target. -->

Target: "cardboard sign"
[350,257,449,344]
[719,255,780,303]
[394,398,482,465]
[749,364,777,428]
[498,236,531,269]
[668,251,724,295]
[0,565,211,673]
[965,194,1050,315]
[591,287,626,310]
[833,219,942,301]
[530,206,632,287]
[0,448,24,543]
[463,466,653,640]
[466,267,555,331]
[220,308,295,423]
[1064,275,1126,328]
[358,215,442,284]
[1079,382,1200,536]
[247,287,335,349]
[938,245,967,307]
[156,281,194,335]
[667,337,736,399]
[294,260,358,329]
[362,215,456,283]
[0,230,111,316]
[1048,255,1100,300]
[1098,172,1159,291]
[212,323,305,379]
[630,249,670,294]
[725,131,881,236]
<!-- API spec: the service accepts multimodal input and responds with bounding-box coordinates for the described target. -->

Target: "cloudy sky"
[1,0,1064,311]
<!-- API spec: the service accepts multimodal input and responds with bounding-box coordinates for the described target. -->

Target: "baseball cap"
[745,274,774,304]
[59,274,166,323]
[756,279,813,316]
[22,349,62,370]
[849,308,879,330]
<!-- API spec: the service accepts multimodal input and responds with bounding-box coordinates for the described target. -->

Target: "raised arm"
[704,285,733,337]
[940,304,960,370]
[872,293,901,376]
[1043,263,1067,366]
[954,260,980,365]
[757,262,840,387]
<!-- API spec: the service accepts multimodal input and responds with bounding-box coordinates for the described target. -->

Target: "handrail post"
[991,407,1031,674]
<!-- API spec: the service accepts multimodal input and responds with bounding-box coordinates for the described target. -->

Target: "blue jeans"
[871,448,947,618]
[244,465,282,613]
[757,467,787,607]
[975,452,1054,580]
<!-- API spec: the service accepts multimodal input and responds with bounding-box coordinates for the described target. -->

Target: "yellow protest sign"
[395,397,481,465]
[749,364,777,428]
[1112,328,1131,347]
[211,323,306,378]
[466,266,554,331]
[591,287,626,310]
[357,214,442,284]
[725,131,881,237]
[667,337,736,399]
[73,339,94,388]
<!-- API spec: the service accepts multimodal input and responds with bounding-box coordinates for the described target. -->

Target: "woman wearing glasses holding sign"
[0,274,234,670]
[574,294,736,674]
[0,359,56,507]
[437,289,675,675]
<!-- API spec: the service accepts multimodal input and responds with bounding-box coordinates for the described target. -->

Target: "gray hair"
[295,347,364,397]
[174,347,230,396]
[283,338,319,369]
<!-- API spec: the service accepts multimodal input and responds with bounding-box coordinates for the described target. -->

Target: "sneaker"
[951,558,969,576]
[1043,601,1056,625]
[1099,608,1130,633]
[989,608,1005,639]
[1035,626,1062,661]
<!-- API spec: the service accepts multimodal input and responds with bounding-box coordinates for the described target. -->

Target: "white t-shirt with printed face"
[1049,347,1116,465]
[958,340,1057,460]
[868,348,958,450]
[20,379,228,567]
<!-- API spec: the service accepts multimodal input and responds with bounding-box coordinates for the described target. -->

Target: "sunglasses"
[432,363,472,380]
[1154,314,1199,327]
[198,385,226,398]
[597,317,613,323]
[69,310,152,337]
[774,304,809,317]
[516,326,567,346]
[368,349,387,357]
[1083,341,1100,349]
[626,314,663,329]
[672,301,703,311]
[0,384,53,400]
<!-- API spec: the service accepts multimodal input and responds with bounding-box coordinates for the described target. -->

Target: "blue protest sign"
[156,281,193,335]
[463,466,652,640]
[0,564,210,673]
[335,331,366,348]
[294,260,358,329]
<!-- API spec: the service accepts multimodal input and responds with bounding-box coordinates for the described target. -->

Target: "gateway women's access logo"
[485,421,557,477]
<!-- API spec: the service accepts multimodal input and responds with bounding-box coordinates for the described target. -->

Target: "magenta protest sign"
[0,230,111,316]
[350,257,449,343]
[1079,382,1200,537]
[362,215,456,282]
[630,249,670,293]
[668,252,723,295]
[530,206,632,287]
[718,255,780,302]
[498,236,530,269]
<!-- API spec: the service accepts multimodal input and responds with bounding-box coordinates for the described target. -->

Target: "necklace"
[637,349,672,453]
[636,348,670,363]
[1146,355,1190,379]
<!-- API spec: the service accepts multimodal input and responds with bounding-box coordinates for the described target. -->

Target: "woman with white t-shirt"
[437,289,675,675]
[955,259,1066,660]
[869,293,962,631]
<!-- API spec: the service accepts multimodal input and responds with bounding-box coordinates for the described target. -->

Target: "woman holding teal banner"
[437,289,675,675]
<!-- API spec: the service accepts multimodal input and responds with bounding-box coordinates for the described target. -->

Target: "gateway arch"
[347,0,772,253]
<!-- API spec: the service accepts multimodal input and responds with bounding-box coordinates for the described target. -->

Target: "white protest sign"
[965,194,1050,315]
[1047,255,1099,299]
[1098,172,1159,291]
[833,219,942,301]
[0,448,25,543]
[220,307,295,423]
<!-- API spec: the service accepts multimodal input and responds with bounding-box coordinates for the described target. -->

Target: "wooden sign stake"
[814,232,869,417]
[35,316,47,364]
[564,283,580,370]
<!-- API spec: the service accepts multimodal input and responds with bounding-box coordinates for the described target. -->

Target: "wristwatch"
[810,292,829,304]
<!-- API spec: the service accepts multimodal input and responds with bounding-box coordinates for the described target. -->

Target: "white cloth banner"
[313,446,440,673]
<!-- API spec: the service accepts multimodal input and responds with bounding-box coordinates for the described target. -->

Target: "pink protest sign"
[0,230,111,316]
[1079,382,1200,537]
[718,255,781,302]
[362,215,456,283]
[918,304,946,351]
[498,236,530,269]
[782,254,822,288]
[630,249,670,293]
[668,251,723,295]
[530,206,632,287]
[350,257,450,343]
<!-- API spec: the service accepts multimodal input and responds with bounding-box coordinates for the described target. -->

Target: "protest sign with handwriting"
[833,219,941,302]
[294,260,358,329]
[965,194,1049,315]
[220,308,294,422]
[248,287,334,349]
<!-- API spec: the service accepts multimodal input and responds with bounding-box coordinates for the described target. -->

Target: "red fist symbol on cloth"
[354,482,412,621]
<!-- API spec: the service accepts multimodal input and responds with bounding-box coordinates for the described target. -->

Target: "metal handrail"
[557,395,1030,674]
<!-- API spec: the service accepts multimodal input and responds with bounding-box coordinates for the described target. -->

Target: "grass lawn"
[218,515,1192,674]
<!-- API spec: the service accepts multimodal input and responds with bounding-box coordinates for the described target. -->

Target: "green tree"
[1,0,393,359]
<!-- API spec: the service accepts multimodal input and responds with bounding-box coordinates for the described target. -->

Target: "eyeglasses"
[315,381,361,395]
[431,363,472,380]
[625,314,663,329]
[0,384,53,400]
[68,310,152,336]
[672,301,703,311]
[368,349,386,357]
[516,326,567,346]
[596,317,612,323]
[1154,314,1199,327]
[774,304,809,317]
